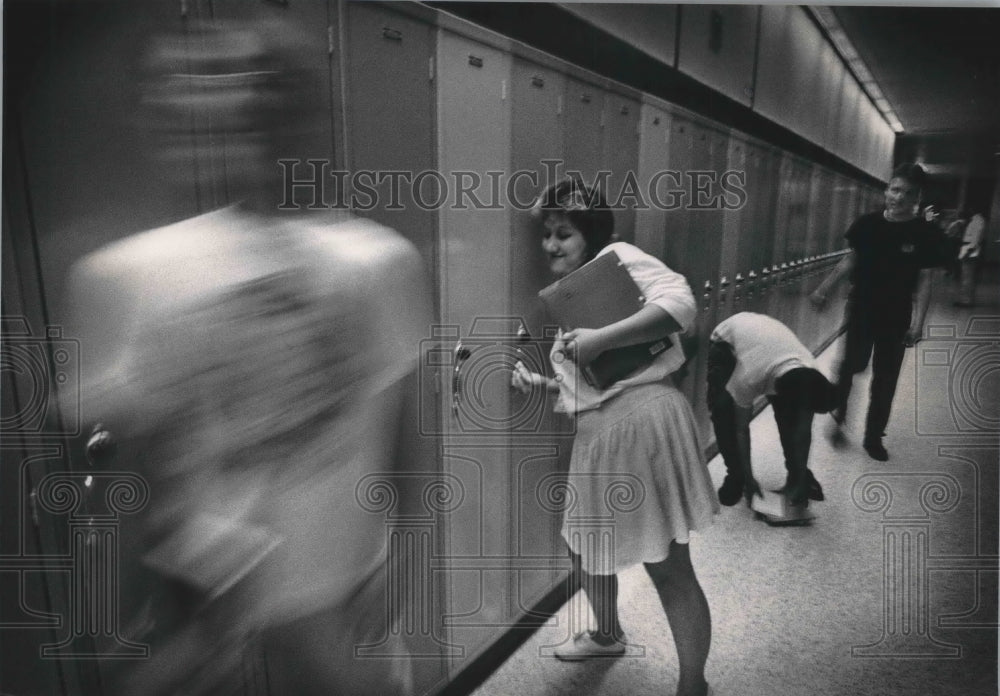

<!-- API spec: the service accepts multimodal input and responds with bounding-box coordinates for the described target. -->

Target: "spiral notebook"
[538,250,671,389]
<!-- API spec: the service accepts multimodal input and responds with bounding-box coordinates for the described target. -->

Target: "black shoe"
[863,437,889,462]
[807,473,825,502]
[783,475,824,506]
[826,419,848,449]
[718,475,745,507]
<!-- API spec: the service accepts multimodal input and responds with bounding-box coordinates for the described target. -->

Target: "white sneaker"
[553,631,627,661]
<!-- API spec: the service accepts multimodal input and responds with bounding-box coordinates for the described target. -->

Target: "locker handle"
[719,276,729,289]
[382,27,403,42]
[735,272,744,284]
[531,75,545,88]
[620,105,629,115]
[29,488,39,525]
[452,341,472,415]
[580,93,592,104]
[86,424,117,467]
[468,55,484,68]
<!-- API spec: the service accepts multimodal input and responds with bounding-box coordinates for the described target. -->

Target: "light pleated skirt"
[562,382,718,575]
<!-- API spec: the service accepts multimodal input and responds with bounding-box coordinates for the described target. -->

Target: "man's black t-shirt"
[845,211,948,315]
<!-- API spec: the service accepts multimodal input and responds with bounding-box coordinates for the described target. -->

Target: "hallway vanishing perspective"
[474,278,999,696]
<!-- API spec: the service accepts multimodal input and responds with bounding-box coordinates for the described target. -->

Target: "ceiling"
[832,5,1000,178]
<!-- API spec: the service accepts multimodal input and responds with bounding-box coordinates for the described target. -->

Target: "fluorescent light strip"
[810,7,905,133]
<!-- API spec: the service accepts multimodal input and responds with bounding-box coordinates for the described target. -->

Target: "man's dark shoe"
[826,419,848,449]
[863,437,889,462]
[718,475,745,506]
[783,473,824,506]
[807,473,825,501]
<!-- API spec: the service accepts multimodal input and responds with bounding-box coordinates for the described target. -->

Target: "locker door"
[778,159,809,332]
[719,134,747,319]
[507,58,573,612]
[672,121,727,445]
[767,154,795,327]
[435,29,515,675]
[662,117,694,276]
[344,1,438,271]
[602,91,641,243]
[562,77,604,187]
[800,167,834,348]
[661,116,699,407]
[635,103,672,261]
[747,143,779,315]
[342,31,446,687]
[828,174,851,254]
[509,60,565,337]
[782,159,812,338]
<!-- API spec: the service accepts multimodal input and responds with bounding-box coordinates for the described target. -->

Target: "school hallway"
[472,275,999,696]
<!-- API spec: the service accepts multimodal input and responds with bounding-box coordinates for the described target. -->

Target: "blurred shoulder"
[67,208,237,299]
[294,212,420,269]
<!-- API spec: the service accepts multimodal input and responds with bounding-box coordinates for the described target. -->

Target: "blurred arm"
[906,268,934,346]
[810,251,855,306]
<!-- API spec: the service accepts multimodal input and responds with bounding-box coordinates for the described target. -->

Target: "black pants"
[706,341,816,488]
[833,303,908,441]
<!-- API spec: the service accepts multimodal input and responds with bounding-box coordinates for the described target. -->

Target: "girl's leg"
[571,550,624,643]
[645,541,711,696]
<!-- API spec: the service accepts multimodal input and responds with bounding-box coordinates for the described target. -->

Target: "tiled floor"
[473,280,999,696]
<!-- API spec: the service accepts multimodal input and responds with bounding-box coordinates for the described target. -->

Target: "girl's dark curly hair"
[532,174,615,261]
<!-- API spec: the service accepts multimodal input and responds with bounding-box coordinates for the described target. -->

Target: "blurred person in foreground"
[62,18,429,695]
[810,164,949,462]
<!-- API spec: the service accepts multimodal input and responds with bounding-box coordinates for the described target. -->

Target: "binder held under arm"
[538,251,671,390]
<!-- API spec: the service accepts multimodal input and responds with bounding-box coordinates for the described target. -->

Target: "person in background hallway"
[955,207,986,307]
[943,212,967,278]
[707,312,834,508]
[511,175,716,696]
[810,163,949,462]
[63,18,429,695]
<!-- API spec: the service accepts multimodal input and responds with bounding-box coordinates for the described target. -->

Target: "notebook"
[750,490,816,525]
[538,250,671,389]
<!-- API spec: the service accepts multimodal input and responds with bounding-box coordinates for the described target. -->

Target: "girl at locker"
[511,175,717,696]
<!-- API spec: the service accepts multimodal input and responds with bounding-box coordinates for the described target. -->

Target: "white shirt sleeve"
[601,242,696,332]
[962,214,986,249]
